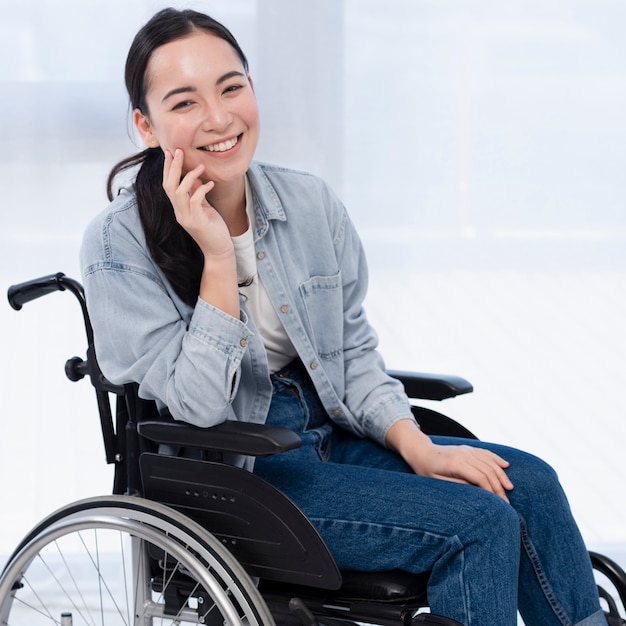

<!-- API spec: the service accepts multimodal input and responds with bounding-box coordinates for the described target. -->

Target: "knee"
[488,496,521,542]
[458,492,521,550]
[508,451,568,510]
[525,452,559,483]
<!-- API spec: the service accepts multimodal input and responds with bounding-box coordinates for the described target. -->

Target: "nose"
[201,103,232,133]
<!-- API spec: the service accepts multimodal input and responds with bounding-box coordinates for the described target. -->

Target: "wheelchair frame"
[4,272,626,626]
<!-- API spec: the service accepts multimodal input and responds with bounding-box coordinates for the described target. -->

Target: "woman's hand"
[162,148,239,317]
[385,419,514,502]
[162,148,233,258]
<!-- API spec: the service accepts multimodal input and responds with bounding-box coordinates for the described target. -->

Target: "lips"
[200,135,240,153]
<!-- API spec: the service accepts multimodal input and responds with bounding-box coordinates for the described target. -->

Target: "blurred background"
[1,0,625,583]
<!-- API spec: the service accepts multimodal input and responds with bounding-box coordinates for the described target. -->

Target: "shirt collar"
[247,161,287,227]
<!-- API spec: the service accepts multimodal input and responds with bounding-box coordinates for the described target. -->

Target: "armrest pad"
[137,419,301,457]
[387,370,473,401]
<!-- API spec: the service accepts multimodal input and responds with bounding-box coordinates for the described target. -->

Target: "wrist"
[385,418,431,457]
[199,251,239,318]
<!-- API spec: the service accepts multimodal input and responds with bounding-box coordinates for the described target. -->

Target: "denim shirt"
[80,162,413,468]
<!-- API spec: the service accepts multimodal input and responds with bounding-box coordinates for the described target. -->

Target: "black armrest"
[136,372,470,456]
[387,370,473,401]
[137,419,301,457]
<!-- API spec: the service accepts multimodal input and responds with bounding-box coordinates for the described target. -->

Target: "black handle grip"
[7,272,67,310]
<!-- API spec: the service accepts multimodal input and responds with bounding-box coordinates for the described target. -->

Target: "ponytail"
[107,148,202,306]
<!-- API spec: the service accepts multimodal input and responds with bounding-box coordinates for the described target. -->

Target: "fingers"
[163,148,211,201]
[455,446,514,503]
[162,149,215,229]
[162,148,183,196]
[163,147,189,187]
[425,444,514,503]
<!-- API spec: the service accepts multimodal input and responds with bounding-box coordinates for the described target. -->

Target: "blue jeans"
[253,360,607,626]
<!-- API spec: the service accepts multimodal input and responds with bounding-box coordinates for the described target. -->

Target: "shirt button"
[240,339,247,347]
[333,409,341,417]
[310,361,318,370]
[257,251,265,260]
[280,305,289,314]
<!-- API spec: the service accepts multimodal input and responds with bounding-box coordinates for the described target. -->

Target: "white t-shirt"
[231,178,297,373]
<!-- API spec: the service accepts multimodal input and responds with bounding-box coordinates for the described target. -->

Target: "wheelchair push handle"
[7,272,122,467]
[8,272,93,347]
[7,272,69,311]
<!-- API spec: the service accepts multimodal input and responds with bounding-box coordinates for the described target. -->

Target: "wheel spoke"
[11,577,61,624]
[0,497,274,626]
[77,531,128,625]
[50,541,96,625]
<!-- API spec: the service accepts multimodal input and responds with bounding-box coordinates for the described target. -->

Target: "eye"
[223,84,243,95]
[171,100,195,111]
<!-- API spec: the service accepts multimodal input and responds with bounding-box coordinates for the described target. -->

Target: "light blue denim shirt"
[80,162,413,466]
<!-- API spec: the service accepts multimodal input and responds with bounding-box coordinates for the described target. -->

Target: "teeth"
[204,137,238,152]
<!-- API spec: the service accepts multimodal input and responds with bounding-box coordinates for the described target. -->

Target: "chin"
[208,160,254,185]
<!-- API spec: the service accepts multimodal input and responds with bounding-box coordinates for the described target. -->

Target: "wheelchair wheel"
[0,495,275,625]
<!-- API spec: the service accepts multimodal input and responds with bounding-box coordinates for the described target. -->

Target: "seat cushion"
[336,569,429,603]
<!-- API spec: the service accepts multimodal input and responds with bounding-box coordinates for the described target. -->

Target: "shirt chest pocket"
[299,272,343,361]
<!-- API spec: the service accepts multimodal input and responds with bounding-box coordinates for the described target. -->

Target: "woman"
[80,8,607,625]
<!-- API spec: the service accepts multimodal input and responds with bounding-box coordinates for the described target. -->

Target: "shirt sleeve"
[331,196,416,445]
[80,202,252,428]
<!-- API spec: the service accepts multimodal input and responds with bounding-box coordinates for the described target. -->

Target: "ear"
[133,108,159,148]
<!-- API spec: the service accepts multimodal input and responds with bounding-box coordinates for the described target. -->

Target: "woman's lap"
[253,432,523,573]
[254,430,526,623]
[257,366,543,572]
[256,364,605,624]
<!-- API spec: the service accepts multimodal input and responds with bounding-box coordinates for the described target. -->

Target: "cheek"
[246,102,260,131]
[182,152,204,177]
[155,120,196,153]
[238,95,260,131]
[154,125,201,173]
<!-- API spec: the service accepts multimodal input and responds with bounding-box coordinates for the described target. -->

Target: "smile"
[200,135,240,153]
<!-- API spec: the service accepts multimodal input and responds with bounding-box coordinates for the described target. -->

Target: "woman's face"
[135,31,259,187]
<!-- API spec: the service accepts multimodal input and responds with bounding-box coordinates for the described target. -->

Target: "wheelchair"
[3,273,626,626]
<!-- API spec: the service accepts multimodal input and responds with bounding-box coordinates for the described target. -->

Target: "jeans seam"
[309,515,451,541]
[455,536,470,625]
[520,515,572,626]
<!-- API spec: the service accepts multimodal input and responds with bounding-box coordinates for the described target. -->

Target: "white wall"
[1,0,625,571]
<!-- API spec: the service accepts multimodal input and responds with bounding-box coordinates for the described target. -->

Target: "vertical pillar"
[255,0,345,192]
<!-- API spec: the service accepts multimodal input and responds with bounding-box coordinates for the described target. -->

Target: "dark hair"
[107,8,249,305]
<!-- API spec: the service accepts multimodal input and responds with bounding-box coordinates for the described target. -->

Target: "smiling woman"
[2,6,625,621]
[103,11,259,310]
[72,7,615,626]
[133,29,261,317]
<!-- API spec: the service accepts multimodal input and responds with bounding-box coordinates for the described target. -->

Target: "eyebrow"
[162,86,196,103]
[161,71,247,103]
[217,70,246,85]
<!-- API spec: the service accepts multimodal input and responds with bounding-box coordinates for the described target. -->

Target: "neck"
[207,178,248,236]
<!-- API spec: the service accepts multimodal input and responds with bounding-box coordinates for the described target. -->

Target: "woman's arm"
[385,418,514,502]
[327,196,511,501]
[80,191,251,429]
